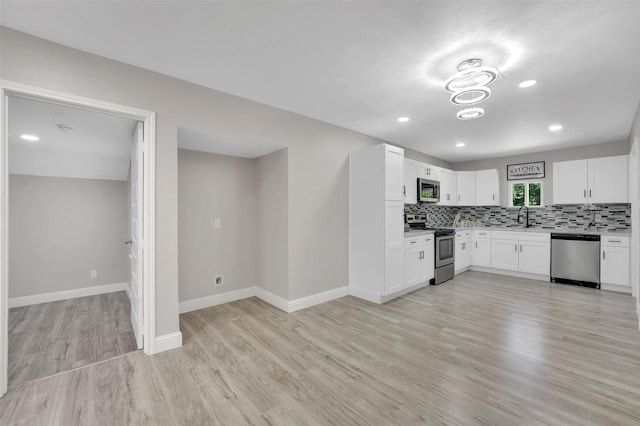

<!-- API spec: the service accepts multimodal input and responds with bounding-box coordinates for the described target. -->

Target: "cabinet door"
[601,246,630,286]
[518,241,550,275]
[404,245,422,287]
[472,238,492,267]
[438,168,457,206]
[384,144,405,201]
[475,169,500,206]
[456,171,476,205]
[455,238,471,273]
[384,201,405,295]
[385,248,404,294]
[385,201,404,251]
[491,239,519,271]
[588,156,628,203]
[553,160,588,204]
[422,244,435,281]
[403,159,417,204]
[416,162,438,180]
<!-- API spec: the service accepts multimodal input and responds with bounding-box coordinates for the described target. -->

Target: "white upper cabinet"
[438,168,457,206]
[553,160,588,204]
[456,171,476,205]
[384,144,405,201]
[587,156,628,203]
[416,162,439,180]
[475,169,500,206]
[403,159,417,204]
[553,155,628,204]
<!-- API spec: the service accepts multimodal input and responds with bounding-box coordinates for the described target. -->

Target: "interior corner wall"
[8,174,129,298]
[177,148,258,301]
[256,148,288,300]
[627,100,640,304]
[453,140,631,207]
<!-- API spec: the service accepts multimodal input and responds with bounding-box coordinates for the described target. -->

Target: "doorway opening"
[0,81,157,397]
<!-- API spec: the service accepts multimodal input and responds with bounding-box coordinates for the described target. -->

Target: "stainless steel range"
[405,214,455,285]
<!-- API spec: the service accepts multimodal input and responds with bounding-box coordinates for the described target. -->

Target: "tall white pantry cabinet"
[350,144,406,302]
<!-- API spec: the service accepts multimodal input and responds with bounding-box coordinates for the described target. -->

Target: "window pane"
[512,183,525,206]
[528,183,541,206]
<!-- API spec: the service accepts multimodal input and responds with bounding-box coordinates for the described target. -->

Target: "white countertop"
[404,229,435,237]
[455,226,631,236]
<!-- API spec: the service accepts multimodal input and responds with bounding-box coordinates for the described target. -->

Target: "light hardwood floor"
[3,272,640,425]
[7,291,138,388]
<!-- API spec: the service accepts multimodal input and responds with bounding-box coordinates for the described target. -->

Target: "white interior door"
[130,122,144,349]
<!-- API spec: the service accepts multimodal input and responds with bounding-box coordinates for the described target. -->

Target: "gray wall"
[405,147,452,169]
[9,175,129,298]
[453,140,631,206]
[256,148,289,299]
[177,149,257,301]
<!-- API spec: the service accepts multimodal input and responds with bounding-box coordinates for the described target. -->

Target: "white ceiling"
[2,1,640,163]
[8,96,137,180]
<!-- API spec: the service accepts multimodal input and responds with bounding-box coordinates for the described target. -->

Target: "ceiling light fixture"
[445,58,501,120]
[518,80,537,88]
[20,134,39,141]
[549,124,563,132]
[456,142,466,148]
[456,107,484,120]
[397,117,410,122]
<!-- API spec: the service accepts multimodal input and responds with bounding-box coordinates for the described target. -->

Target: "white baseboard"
[9,282,129,308]
[288,286,348,313]
[154,331,183,353]
[601,283,632,294]
[470,266,549,282]
[179,286,256,314]
[349,286,383,304]
[178,285,348,316]
[255,287,289,312]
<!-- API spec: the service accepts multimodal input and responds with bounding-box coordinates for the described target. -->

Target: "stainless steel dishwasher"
[551,233,601,288]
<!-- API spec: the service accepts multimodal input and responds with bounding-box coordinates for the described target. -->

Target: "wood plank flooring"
[3,272,640,425]
[7,291,138,388]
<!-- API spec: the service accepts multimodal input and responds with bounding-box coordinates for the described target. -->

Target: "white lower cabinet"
[518,240,551,275]
[490,239,519,271]
[601,236,630,288]
[471,230,492,267]
[404,235,435,288]
[490,231,550,276]
[455,230,471,274]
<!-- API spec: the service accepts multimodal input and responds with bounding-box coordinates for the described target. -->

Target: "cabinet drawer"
[455,230,472,238]
[405,235,432,248]
[601,235,629,247]
[472,230,492,239]
[492,231,549,242]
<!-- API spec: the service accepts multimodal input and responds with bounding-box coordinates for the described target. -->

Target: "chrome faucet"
[517,206,530,228]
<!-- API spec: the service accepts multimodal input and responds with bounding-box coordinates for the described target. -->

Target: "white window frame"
[509,180,544,208]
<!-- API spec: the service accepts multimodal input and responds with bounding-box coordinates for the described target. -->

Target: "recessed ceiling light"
[20,134,39,141]
[397,117,410,122]
[549,124,563,132]
[518,80,537,88]
[456,142,465,148]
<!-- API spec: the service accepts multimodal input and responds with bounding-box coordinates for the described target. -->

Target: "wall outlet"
[90,270,98,279]
[215,275,223,286]
[214,219,221,229]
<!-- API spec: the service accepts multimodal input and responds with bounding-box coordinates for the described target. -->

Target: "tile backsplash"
[405,203,631,232]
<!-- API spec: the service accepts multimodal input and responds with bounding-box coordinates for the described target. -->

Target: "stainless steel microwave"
[418,178,440,203]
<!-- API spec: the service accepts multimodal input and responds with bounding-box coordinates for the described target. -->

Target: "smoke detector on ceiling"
[56,123,76,133]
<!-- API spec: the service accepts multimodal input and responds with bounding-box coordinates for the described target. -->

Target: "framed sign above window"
[507,161,545,180]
